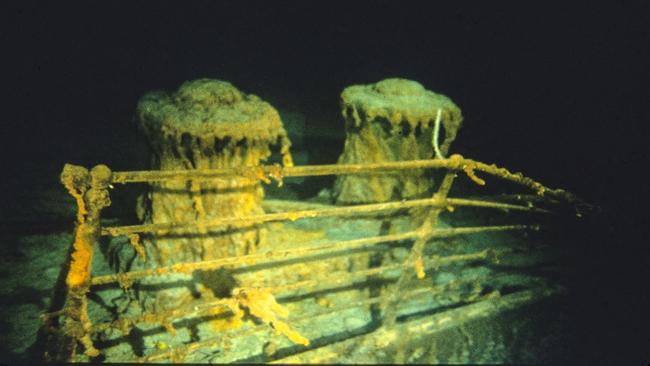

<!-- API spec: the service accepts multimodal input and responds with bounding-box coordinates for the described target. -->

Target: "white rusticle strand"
[432,108,444,159]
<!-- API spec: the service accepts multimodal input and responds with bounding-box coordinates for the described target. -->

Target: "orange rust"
[207,301,245,332]
[462,164,486,186]
[128,233,146,261]
[268,164,284,187]
[414,256,426,279]
[234,287,310,346]
[66,224,94,288]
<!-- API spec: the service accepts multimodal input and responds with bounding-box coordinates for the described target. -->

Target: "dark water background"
[2,1,649,363]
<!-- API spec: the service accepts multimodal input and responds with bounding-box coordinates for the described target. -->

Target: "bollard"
[333,78,462,204]
[136,78,292,296]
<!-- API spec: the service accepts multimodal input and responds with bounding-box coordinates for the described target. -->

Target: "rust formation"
[41,155,588,363]
[135,79,296,301]
[334,78,463,204]
[136,78,293,267]
[39,79,592,363]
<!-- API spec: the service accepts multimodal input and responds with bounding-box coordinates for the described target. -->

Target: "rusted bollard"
[136,79,293,266]
[136,78,293,296]
[333,78,463,204]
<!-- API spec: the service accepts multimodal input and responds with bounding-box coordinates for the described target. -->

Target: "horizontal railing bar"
[111,159,460,183]
[88,297,233,334]
[262,199,337,212]
[91,231,417,286]
[263,247,503,294]
[270,284,563,364]
[90,246,511,336]
[90,225,532,286]
[138,272,541,363]
[100,197,546,237]
[109,155,580,205]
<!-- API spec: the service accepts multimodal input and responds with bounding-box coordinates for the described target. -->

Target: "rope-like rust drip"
[137,271,541,363]
[87,247,505,338]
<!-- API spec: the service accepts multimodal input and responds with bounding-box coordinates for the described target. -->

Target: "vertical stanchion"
[44,164,112,361]
[381,170,457,328]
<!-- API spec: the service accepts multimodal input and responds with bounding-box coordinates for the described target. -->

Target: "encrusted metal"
[40,154,589,363]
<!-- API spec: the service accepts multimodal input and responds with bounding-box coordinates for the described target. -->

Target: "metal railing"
[41,154,587,362]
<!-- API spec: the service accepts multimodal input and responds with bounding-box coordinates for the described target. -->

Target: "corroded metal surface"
[334,78,463,204]
[41,154,586,362]
[136,79,293,267]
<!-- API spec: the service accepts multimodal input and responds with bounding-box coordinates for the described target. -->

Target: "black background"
[3,1,649,363]
[4,2,649,206]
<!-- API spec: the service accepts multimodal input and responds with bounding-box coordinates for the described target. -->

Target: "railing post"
[381,169,457,328]
[43,164,112,361]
